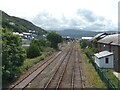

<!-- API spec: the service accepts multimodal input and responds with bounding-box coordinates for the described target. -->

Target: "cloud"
[31,9,117,31]
[77,9,97,22]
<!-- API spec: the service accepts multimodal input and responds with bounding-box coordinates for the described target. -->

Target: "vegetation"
[1,10,47,35]
[103,69,120,88]
[80,39,98,56]
[27,43,41,58]
[80,39,120,88]
[2,25,63,87]
[2,28,56,87]
[20,47,55,73]
[46,32,63,49]
[80,47,106,88]
[26,38,52,59]
[80,40,88,48]
[1,11,64,88]
[31,39,47,51]
[2,28,26,86]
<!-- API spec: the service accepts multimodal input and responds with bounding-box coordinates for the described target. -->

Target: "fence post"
[108,78,110,89]
[101,71,103,81]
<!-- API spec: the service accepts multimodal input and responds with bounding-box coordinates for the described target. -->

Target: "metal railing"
[85,53,117,89]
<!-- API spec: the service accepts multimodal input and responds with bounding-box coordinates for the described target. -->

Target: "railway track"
[76,46,84,88]
[74,46,83,89]
[71,46,75,89]
[55,43,84,89]
[9,42,84,89]
[69,43,84,89]
[9,43,71,90]
[43,43,74,89]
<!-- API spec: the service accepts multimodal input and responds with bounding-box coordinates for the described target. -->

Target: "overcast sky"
[0,0,119,31]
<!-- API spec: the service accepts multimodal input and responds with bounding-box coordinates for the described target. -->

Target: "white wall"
[95,57,100,67]
[95,55,114,68]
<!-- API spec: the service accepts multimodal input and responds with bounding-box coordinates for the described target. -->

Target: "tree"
[46,32,63,49]
[38,39,47,47]
[31,39,47,51]
[80,40,88,49]
[2,28,26,85]
[27,43,41,58]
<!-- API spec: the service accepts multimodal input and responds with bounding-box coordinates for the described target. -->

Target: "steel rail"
[43,46,72,90]
[44,43,74,90]
[9,50,64,90]
[77,46,84,89]
[56,45,74,90]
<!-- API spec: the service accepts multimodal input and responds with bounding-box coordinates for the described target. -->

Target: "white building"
[9,22,15,26]
[94,51,114,68]
[81,37,93,41]
[13,32,19,35]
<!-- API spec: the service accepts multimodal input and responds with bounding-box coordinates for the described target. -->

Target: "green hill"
[1,10,47,35]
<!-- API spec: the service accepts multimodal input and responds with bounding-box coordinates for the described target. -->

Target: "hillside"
[1,10,47,35]
[49,29,99,38]
[49,29,117,38]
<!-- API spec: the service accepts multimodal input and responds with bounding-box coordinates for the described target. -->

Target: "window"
[103,45,106,47]
[105,58,109,63]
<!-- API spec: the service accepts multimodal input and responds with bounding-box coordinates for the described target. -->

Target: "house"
[97,34,120,72]
[94,51,114,68]
[9,22,15,26]
[13,32,33,48]
[92,33,108,48]
[13,32,19,35]
[64,36,71,42]
[93,32,108,41]
[22,39,31,48]
[81,37,93,41]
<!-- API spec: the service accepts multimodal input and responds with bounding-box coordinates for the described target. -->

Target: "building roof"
[23,32,31,35]
[81,37,93,40]
[93,33,108,39]
[13,32,19,35]
[98,34,120,46]
[94,51,113,59]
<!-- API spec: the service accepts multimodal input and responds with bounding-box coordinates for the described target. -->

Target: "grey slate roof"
[98,34,120,46]
[94,51,113,59]
[93,33,108,39]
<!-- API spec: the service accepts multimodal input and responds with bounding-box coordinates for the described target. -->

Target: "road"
[9,41,85,89]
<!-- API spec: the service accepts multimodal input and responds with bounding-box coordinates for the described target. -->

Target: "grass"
[80,47,106,88]
[103,69,120,88]
[19,47,55,74]
[4,47,55,88]
[80,45,120,89]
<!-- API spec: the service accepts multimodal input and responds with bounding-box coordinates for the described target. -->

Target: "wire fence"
[85,53,117,89]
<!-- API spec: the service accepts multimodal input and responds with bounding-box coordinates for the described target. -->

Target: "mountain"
[49,29,117,38]
[1,10,47,35]
[49,29,99,38]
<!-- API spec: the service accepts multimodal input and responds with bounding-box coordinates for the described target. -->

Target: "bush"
[38,39,47,47]
[80,40,88,49]
[27,43,41,58]
[80,40,98,56]
[31,39,47,51]
[46,32,63,49]
[2,28,26,86]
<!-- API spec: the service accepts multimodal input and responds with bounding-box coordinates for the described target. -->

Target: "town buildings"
[96,34,120,72]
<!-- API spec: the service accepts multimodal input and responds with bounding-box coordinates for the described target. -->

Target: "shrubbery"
[26,39,48,59]
[2,28,26,86]
[27,43,41,58]
[80,40,88,48]
[80,39,98,56]
[2,29,63,87]
[46,32,63,49]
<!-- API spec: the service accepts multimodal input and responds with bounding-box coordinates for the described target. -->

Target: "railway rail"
[43,45,73,89]
[9,42,84,90]
[9,43,72,89]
